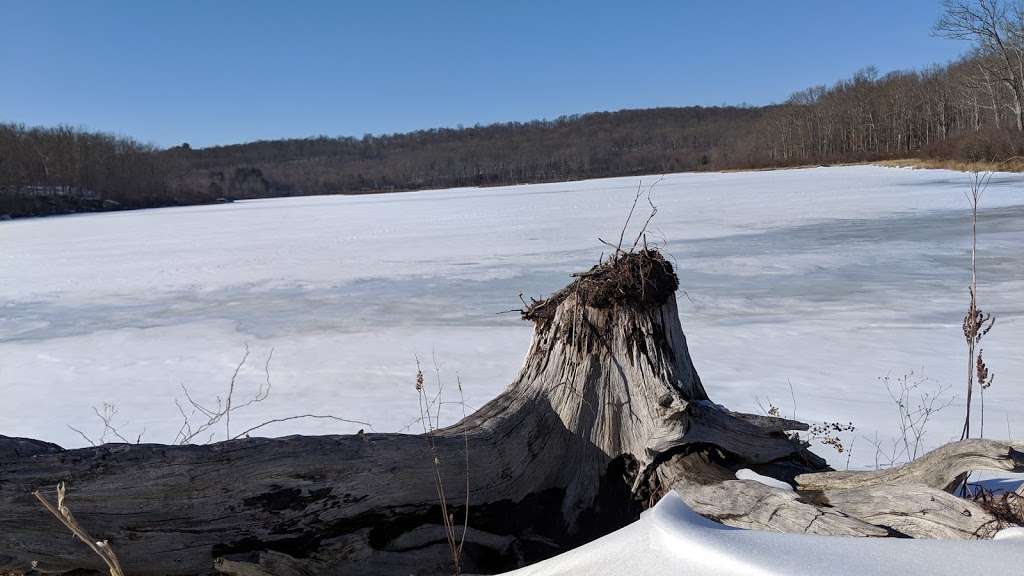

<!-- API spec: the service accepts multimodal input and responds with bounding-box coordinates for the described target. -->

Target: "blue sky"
[2,1,968,148]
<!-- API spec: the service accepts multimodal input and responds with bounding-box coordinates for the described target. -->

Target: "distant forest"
[4,0,1024,218]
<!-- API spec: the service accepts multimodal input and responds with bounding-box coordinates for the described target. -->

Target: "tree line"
[3,0,1023,218]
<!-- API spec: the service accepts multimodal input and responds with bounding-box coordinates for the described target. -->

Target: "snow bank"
[994,527,1024,541]
[503,491,1024,575]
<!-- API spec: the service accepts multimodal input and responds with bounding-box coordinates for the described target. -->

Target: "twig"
[67,425,96,447]
[457,376,470,561]
[224,344,251,441]
[616,180,644,255]
[630,177,664,252]
[230,414,373,440]
[33,482,126,576]
[787,379,798,421]
[93,404,131,444]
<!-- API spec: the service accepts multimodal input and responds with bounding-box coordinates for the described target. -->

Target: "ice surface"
[501,490,1024,575]
[1,166,1022,472]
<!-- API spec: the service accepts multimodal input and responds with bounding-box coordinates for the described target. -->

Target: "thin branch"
[224,343,251,441]
[230,414,373,440]
[630,177,663,252]
[616,180,644,255]
[66,425,96,447]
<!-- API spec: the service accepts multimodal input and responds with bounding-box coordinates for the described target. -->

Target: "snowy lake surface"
[2,165,1022,470]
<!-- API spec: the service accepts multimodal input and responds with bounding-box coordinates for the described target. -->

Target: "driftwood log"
[1,250,1020,575]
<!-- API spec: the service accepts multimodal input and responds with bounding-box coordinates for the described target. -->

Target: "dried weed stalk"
[415,359,470,576]
[864,372,954,469]
[959,165,1009,440]
[33,482,126,576]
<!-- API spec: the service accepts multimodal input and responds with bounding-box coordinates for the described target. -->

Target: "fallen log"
[655,442,1021,540]
[0,249,1019,575]
[794,439,1024,492]
[812,484,998,539]
[675,478,889,537]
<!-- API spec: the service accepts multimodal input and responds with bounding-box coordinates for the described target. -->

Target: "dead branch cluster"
[875,371,955,466]
[67,403,140,447]
[972,487,1024,537]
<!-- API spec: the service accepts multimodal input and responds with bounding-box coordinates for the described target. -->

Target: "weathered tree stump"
[0,250,1019,575]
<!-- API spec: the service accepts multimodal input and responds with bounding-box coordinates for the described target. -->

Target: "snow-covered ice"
[500,490,1024,575]
[1,165,1022,471]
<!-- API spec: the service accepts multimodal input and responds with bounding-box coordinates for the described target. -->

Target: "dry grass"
[875,158,1024,172]
[717,157,1024,174]
[717,161,867,173]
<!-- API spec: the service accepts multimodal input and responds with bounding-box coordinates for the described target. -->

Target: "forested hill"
[166,106,765,197]
[4,55,1024,218]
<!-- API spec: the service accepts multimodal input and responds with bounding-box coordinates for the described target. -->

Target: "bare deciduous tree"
[936,0,1024,130]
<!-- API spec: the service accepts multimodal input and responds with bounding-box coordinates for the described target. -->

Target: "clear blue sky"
[2,1,968,148]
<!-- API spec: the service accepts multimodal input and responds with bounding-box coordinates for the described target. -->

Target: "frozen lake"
[1,165,1022,469]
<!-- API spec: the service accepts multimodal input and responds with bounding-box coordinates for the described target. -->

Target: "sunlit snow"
[501,491,1024,575]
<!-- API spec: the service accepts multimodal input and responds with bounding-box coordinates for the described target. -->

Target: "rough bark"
[676,479,889,537]
[812,484,998,539]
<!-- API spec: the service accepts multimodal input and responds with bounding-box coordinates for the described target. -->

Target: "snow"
[993,527,1024,541]
[1,166,1022,473]
[735,468,794,491]
[501,490,1024,575]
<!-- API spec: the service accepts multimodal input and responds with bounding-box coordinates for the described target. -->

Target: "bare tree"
[936,0,1024,130]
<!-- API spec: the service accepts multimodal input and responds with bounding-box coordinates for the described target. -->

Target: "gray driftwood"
[790,440,1024,539]
[813,484,998,539]
[795,439,1024,492]
[0,250,1019,575]
[677,479,890,536]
